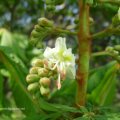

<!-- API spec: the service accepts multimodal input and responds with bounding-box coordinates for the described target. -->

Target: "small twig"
[92,51,110,57]
[54,27,77,35]
[92,26,120,39]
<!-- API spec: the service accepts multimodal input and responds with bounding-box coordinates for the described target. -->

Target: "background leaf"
[88,61,117,106]
[0,71,3,108]
[0,46,39,115]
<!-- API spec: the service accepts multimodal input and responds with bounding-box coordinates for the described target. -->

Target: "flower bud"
[38,68,49,77]
[54,0,64,5]
[39,77,51,87]
[33,59,44,67]
[34,25,43,32]
[26,74,39,83]
[30,37,38,46]
[38,18,53,27]
[112,15,120,26]
[29,67,40,74]
[114,45,120,51]
[105,46,114,52]
[27,82,39,93]
[40,86,50,96]
[46,5,55,12]
[36,42,44,49]
[113,50,119,56]
[48,71,54,77]
[89,17,94,25]
[117,55,120,60]
[46,0,54,5]
[31,30,40,38]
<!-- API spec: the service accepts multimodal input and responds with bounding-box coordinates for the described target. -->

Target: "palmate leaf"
[88,61,118,106]
[0,46,42,115]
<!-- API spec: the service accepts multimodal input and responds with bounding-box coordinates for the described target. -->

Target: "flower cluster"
[30,17,53,48]
[26,59,57,96]
[26,37,76,96]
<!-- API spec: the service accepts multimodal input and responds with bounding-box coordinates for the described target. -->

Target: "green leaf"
[88,61,117,93]
[0,46,42,115]
[0,71,3,108]
[23,113,61,120]
[37,97,81,113]
[0,29,28,62]
[89,61,117,106]
[0,114,12,120]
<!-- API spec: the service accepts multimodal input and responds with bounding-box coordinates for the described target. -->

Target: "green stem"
[54,28,77,35]
[92,27,120,39]
[76,1,91,107]
[92,51,110,57]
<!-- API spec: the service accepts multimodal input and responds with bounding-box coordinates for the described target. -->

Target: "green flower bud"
[38,68,49,77]
[114,45,120,51]
[54,0,64,5]
[117,56,120,60]
[38,18,53,27]
[27,82,39,93]
[46,5,55,12]
[40,86,50,96]
[39,77,51,87]
[33,59,44,67]
[112,15,120,26]
[46,0,55,5]
[113,50,119,56]
[31,30,40,38]
[36,42,44,49]
[89,17,94,24]
[105,46,114,52]
[30,37,38,46]
[26,74,39,83]
[86,0,93,5]
[48,71,53,77]
[34,25,43,32]
[29,67,40,74]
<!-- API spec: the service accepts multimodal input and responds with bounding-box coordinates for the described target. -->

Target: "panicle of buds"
[26,59,59,97]
[105,45,120,62]
[26,37,76,97]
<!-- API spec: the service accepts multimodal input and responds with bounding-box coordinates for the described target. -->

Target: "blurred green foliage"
[0,0,120,119]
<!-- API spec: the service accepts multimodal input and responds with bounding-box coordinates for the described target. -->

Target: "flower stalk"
[76,1,91,106]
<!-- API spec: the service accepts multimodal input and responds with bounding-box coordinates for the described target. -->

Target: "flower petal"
[66,65,76,79]
[43,47,56,60]
[55,37,67,51]
[63,48,75,64]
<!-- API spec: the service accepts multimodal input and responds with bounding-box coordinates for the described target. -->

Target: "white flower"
[118,7,120,20]
[43,37,76,89]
